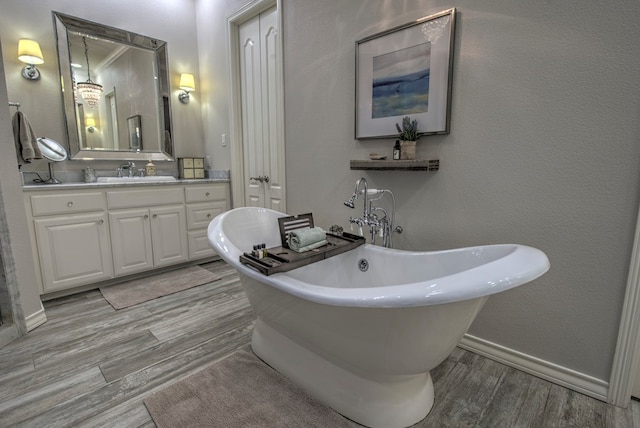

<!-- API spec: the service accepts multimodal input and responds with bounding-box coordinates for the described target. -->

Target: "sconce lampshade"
[179,73,195,92]
[178,73,195,104]
[18,39,44,64]
[85,116,97,133]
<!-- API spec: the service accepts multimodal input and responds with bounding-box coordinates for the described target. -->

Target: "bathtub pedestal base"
[251,319,434,428]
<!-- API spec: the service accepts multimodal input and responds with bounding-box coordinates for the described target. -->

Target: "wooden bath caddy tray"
[240,232,364,275]
[239,213,365,275]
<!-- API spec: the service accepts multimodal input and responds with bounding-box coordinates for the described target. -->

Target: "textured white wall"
[277,0,640,382]
[195,0,249,170]
[197,0,640,382]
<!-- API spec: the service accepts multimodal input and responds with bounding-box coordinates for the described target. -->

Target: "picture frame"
[355,8,456,139]
[127,115,143,150]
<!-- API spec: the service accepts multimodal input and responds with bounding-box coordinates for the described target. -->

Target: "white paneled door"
[238,6,285,210]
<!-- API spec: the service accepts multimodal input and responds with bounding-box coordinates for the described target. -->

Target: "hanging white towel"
[12,111,42,166]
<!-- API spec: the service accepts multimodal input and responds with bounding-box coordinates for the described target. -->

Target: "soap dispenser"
[393,140,401,160]
[145,159,157,176]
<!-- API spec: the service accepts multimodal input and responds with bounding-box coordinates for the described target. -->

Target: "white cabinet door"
[110,205,188,275]
[34,213,113,293]
[109,208,154,276]
[149,205,188,267]
[187,230,216,260]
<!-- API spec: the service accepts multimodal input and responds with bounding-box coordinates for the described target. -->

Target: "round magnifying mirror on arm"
[37,137,67,184]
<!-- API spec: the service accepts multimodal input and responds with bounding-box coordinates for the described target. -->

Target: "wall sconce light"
[85,117,97,133]
[178,73,195,104]
[18,39,44,81]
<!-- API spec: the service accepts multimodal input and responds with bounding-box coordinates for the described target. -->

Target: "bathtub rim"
[208,207,550,308]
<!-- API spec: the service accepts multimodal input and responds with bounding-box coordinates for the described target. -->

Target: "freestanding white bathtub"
[208,207,550,428]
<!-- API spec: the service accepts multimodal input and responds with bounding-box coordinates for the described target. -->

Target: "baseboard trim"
[459,334,608,401]
[25,303,47,331]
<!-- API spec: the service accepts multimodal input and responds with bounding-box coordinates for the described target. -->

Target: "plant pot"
[400,140,416,160]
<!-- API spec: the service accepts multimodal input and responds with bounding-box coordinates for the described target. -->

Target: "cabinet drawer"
[31,192,105,216]
[186,202,226,230]
[185,184,228,203]
[188,230,216,259]
[107,187,184,209]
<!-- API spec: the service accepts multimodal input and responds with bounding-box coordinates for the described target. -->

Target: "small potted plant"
[395,116,418,160]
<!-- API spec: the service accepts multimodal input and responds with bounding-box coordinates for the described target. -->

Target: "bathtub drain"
[358,258,369,272]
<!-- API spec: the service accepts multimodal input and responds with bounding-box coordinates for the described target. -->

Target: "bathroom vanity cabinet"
[107,187,188,276]
[23,181,229,297]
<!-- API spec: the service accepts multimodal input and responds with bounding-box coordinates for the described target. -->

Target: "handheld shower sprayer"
[344,177,369,209]
[344,188,384,208]
[344,194,357,209]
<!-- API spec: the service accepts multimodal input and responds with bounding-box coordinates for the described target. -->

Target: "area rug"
[144,350,356,427]
[100,265,220,309]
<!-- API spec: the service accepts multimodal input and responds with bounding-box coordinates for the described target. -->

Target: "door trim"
[227,0,285,210]
[609,202,640,406]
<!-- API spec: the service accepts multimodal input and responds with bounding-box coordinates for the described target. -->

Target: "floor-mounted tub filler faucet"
[344,177,398,248]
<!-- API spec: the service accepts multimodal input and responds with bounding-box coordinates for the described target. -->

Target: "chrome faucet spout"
[354,177,368,218]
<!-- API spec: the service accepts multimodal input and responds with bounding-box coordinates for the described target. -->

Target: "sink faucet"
[117,161,136,178]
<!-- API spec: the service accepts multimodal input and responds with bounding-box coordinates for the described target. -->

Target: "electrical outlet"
[221,133,227,147]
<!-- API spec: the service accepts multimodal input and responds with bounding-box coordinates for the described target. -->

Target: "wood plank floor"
[0,259,638,427]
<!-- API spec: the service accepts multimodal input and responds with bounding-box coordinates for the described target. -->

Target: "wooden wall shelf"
[350,159,439,171]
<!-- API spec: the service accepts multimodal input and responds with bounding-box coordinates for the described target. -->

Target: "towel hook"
[8,102,20,111]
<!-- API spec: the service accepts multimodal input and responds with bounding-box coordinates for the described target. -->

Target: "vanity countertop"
[22,178,229,192]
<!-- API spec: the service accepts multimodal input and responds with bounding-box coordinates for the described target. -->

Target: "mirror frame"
[52,12,174,161]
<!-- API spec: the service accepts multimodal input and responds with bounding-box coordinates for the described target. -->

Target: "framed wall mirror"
[52,12,174,161]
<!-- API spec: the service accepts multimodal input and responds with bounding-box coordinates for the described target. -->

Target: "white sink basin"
[96,176,177,183]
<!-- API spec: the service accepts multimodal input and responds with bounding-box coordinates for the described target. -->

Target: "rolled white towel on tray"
[288,227,327,252]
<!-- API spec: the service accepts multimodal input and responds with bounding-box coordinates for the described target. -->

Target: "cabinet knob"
[152,214,158,219]
[144,214,149,219]
[205,192,210,197]
[98,219,104,225]
[206,213,212,218]
[67,201,74,207]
